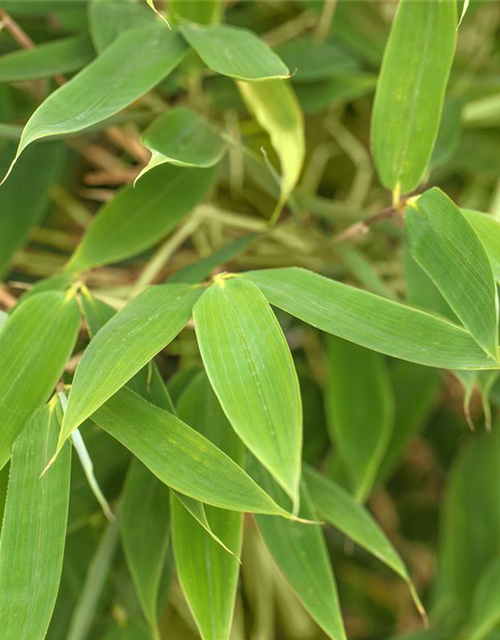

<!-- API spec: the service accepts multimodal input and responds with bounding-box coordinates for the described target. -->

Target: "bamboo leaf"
[66,164,216,273]
[180,24,289,81]
[406,188,499,359]
[170,0,223,26]
[0,34,95,81]
[0,141,65,278]
[0,290,80,469]
[463,209,500,284]
[88,0,157,52]
[244,267,498,370]
[61,283,202,445]
[172,372,243,640]
[92,386,289,516]
[304,465,423,615]
[238,79,304,221]
[326,337,394,502]
[468,558,500,640]
[121,459,170,640]
[137,107,226,182]
[253,463,346,640]
[371,0,457,195]
[4,25,187,177]
[194,276,303,506]
[0,402,71,640]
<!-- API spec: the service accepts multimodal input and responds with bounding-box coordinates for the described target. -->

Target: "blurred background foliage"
[1,1,500,639]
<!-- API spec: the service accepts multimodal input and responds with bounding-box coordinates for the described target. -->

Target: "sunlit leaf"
[467,558,500,640]
[194,275,302,506]
[180,24,289,81]
[371,0,457,195]
[244,267,497,370]
[170,0,223,25]
[0,402,71,640]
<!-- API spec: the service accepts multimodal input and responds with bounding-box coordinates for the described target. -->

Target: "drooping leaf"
[371,0,457,195]
[171,373,243,640]
[304,465,423,614]
[88,0,157,52]
[137,107,226,181]
[4,25,187,176]
[121,459,170,640]
[180,24,289,81]
[170,0,223,25]
[238,79,304,221]
[467,558,500,640]
[0,290,80,469]
[193,275,303,506]
[406,188,499,359]
[463,209,500,284]
[0,402,71,640]
[326,337,394,502]
[0,141,65,277]
[0,34,95,82]
[65,164,215,273]
[92,386,288,516]
[244,267,497,370]
[61,283,202,445]
[253,463,346,640]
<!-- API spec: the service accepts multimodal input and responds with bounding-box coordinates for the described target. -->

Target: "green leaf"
[0,402,71,640]
[378,361,440,482]
[0,34,94,82]
[406,188,499,359]
[238,79,304,221]
[4,25,187,176]
[253,464,346,640]
[371,0,456,195]
[88,0,157,52]
[463,209,500,284]
[137,107,226,181]
[66,164,215,273]
[193,276,303,506]
[0,141,65,278]
[0,290,80,469]
[180,24,289,81]
[121,459,170,640]
[326,337,394,502]
[61,283,202,444]
[171,373,243,640]
[244,267,497,370]
[468,558,500,640]
[304,465,423,615]
[92,386,289,517]
[170,0,223,25]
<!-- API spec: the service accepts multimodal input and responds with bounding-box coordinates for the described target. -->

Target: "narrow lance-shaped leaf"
[172,373,243,640]
[61,283,202,447]
[93,386,289,517]
[0,402,71,640]
[0,34,95,82]
[406,188,499,360]
[88,0,158,52]
[80,291,232,553]
[0,290,80,470]
[243,267,498,370]
[238,79,304,222]
[253,462,347,640]
[194,275,303,507]
[137,107,226,182]
[0,141,65,278]
[180,23,289,81]
[463,209,500,284]
[371,0,457,195]
[65,164,216,273]
[467,558,500,640]
[304,465,424,617]
[3,25,187,179]
[326,337,394,502]
[121,459,170,640]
